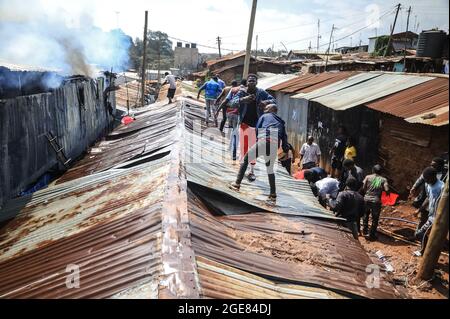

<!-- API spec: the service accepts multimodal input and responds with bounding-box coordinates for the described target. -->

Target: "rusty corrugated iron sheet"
[0,160,170,298]
[268,72,358,94]
[365,77,449,126]
[183,98,339,220]
[196,256,346,299]
[0,95,403,299]
[188,190,402,299]
[56,102,178,184]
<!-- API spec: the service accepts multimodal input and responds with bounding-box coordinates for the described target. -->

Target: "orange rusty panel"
[365,77,449,126]
[268,72,358,94]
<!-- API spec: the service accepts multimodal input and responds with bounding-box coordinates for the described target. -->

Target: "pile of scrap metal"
[0,96,404,299]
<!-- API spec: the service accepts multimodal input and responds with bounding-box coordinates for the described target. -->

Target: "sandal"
[229,182,241,191]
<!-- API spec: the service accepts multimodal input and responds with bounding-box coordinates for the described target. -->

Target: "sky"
[2,0,449,54]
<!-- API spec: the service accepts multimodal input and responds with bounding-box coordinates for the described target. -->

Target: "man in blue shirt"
[414,167,445,244]
[197,76,223,125]
[229,74,276,181]
[217,77,226,90]
[230,104,288,201]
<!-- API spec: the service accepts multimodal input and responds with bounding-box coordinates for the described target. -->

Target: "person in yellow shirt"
[344,138,357,161]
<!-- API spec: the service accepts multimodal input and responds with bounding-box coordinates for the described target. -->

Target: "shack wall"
[0,78,111,207]
[378,114,449,195]
[306,101,380,173]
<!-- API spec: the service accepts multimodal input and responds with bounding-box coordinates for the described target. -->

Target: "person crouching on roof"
[229,104,288,202]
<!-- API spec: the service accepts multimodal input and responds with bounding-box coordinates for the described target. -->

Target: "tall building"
[174,42,199,75]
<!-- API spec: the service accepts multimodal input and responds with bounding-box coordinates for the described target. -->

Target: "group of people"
[197,74,287,201]
[300,128,447,246]
[196,75,446,248]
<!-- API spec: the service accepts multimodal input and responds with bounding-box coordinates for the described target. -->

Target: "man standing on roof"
[230,104,289,201]
[162,72,177,104]
[361,165,390,241]
[215,80,239,133]
[197,76,223,125]
[217,77,226,90]
[215,80,246,162]
[300,136,321,169]
[230,74,276,182]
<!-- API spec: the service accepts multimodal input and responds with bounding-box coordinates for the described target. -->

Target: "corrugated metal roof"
[0,160,169,298]
[0,95,403,299]
[188,189,400,299]
[56,102,178,184]
[268,72,358,94]
[256,73,298,90]
[183,99,338,220]
[293,72,435,111]
[197,256,346,299]
[365,77,449,126]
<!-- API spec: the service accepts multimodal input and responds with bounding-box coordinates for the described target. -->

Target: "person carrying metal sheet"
[229,104,289,202]
[361,164,390,241]
[229,74,276,182]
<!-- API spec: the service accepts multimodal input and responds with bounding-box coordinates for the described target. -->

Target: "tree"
[129,30,174,71]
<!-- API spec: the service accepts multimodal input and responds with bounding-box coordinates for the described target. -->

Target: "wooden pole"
[141,11,148,108]
[403,6,412,71]
[217,36,222,58]
[157,33,161,86]
[384,3,401,57]
[243,0,258,79]
[324,24,335,72]
[317,19,320,53]
[416,171,449,281]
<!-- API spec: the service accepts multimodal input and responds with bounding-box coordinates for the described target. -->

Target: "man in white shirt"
[163,72,177,104]
[300,136,321,169]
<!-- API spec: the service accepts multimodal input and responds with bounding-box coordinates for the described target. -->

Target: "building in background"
[174,42,200,76]
[368,31,419,54]
[335,45,369,54]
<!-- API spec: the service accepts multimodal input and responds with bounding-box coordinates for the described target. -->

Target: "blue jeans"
[227,113,239,160]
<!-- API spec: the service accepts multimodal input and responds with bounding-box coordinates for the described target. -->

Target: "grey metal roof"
[292,72,435,111]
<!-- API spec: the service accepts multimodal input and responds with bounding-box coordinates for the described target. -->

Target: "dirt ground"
[360,201,449,299]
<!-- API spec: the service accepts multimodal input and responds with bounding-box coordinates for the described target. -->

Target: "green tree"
[129,30,174,71]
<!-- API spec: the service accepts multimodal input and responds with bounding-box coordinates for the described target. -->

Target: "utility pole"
[324,24,335,72]
[255,35,259,73]
[416,171,449,281]
[384,3,401,57]
[217,36,222,58]
[243,0,258,79]
[157,33,161,85]
[141,10,148,108]
[317,19,321,53]
[403,6,412,71]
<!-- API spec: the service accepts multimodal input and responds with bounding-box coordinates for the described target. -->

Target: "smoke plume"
[0,0,131,78]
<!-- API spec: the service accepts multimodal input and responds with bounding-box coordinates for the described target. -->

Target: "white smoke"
[0,0,131,78]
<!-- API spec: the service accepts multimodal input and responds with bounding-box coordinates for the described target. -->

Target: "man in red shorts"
[230,74,276,181]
